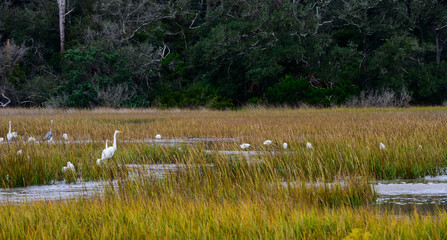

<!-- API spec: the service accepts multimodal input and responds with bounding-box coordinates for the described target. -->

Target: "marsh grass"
[1,107,447,238]
[0,195,446,239]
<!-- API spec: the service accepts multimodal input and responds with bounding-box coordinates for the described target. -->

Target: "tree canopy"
[1,0,446,108]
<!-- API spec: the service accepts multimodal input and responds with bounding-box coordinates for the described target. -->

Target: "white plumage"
[306,142,313,149]
[0,137,4,142]
[7,121,17,141]
[379,142,386,150]
[17,150,22,155]
[283,142,288,149]
[62,162,75,172]
[263,140,272,145]
[155,134,161,139]
[98,130,121,164]
[62,133,68,141]
[240,143,251,150]
[28,137,36,142]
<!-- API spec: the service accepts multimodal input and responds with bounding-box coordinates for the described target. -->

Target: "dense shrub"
[55,47,134,108]
[266,75,358,106]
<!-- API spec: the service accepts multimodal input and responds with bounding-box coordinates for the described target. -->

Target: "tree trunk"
[57,0,66,52]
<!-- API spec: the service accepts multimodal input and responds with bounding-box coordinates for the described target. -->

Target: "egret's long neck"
[105,139,108,148]
[113,132,118,149]
[50,121,53,132]
[8,121,11,133]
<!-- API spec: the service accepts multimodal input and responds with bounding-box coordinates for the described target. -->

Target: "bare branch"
[0,93,11,107]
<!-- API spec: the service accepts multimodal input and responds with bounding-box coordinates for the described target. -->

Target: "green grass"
[1,107,447,239]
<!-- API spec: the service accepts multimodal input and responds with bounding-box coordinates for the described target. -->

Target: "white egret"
[306,142,313,149]
[17,150,22,155]
[100,130,121,162]
[0,137,3,142]
[155,134,161,139]
[97,140,109,165]
[28,137,36,142]
[379,143,386,150]
[43,120,53,142]
[263,140,272,146]
[62,162,75,172]
[283,142,288,149]
[240,143,251,150]
[7,121,17,141]
[62,133,68,141]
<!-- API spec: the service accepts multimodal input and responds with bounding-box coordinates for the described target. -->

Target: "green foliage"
[266,75,358,106]
[157,87,233,109]
[1,0,447,107]
[58,47,133,107]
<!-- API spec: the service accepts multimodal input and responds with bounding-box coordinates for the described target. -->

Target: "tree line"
[0,0,446,108]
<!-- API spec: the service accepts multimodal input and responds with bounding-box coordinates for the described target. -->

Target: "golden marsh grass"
[0,107,447,238]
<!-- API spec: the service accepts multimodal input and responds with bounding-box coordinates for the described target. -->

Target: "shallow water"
[0,163,213,204]
[2,146,447,209]
[0,137,239,146]
[0,180,110,204]
[375,175,447,211]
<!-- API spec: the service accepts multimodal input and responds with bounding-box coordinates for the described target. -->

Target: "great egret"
[97,140,110,165]
[62,162,75,172]
[379,143,386,150]
[17,150,22,155]
[155,134,161,139]
[62,133,68,141]
[43,120,53,142]
[28,137,36,142]
[263,140,272,145]
[0,137,4,142]
[283,143,288,149]
[7,121,17,141]
[306,142,313,149]
[240,143,251,150]
[100,130,121,163]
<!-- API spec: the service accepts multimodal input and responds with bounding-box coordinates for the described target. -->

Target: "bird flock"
[3,119,424,176]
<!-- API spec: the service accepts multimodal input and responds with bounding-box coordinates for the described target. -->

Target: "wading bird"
[28,137,36,142]
[43,120,53,142]
[17,150,22,155]
[155,134,161,139]
[240,143,251,150]
[62,133,68,141]
[306,142,313,149]
[283,143,288,149]
[97,130,121,165]
[97,140,109,165]
[0,137,4,142]
[379,143,386,150]
[263,140,272,146]
[7,121,18,141]
[62,162,75,172]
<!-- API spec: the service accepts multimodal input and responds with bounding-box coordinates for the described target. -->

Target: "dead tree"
[436,24,447,64]
[57,0,66,52]
[0,93,10,107]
